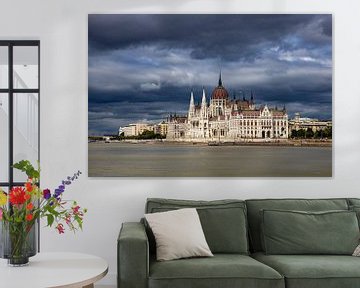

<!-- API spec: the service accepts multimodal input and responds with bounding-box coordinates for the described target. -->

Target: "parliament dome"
[211,74,229,100]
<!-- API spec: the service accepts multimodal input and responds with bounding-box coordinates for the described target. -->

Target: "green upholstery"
[349,206,360,228]
[118,198,360,288]
[348,198,360,207]
[146,198,249,254]
[261,210,359,255]
[246,198,349,252]
[253,252,360,288]
[149,254,284,288]
[118,222,148,288]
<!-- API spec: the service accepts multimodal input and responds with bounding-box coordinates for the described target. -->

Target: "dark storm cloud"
[89,14,331,62]
[88,14,332,135]
[89,85,190,105]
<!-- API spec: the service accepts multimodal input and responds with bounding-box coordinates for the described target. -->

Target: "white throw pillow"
[145,208,213,261]
[353,244,360,256]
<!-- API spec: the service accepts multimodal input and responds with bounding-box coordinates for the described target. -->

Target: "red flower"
[24,193,31,200]
[26,214,33,221]
[56,223,65,234]
[25,182,33,192]
[9,187,26,205]
[26,203,34,210]
[72,205,80,215]
[65,214,71,225]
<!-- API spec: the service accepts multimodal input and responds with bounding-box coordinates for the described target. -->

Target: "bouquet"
[0,160,87,265]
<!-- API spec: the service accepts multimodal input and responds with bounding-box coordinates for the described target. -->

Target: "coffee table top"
[0,252,108,288]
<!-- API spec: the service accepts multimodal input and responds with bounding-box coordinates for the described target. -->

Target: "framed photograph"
[88,14,332,177]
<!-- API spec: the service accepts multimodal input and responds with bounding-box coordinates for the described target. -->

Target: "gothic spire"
[188,90,195,118]
[201,88,207,106]
[218,70,222,87]
[190,90,194,106]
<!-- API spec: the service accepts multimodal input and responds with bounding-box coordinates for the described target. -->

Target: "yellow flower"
[0,190,7,206]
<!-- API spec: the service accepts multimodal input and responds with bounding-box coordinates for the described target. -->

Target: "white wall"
[1,0,360,285]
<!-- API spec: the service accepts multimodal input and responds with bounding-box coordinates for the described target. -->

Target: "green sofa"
[118,198,360,288]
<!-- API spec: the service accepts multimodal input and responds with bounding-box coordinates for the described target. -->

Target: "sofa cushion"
[349,205,360,228]
[246,198,349,252]
[145,208,213,261]
[347,198,360,207]
[146,198,248,254]
[252,252,360,288]
[261,209,359,255]
[149,254,284,288]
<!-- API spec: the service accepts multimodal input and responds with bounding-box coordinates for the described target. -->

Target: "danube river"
[88,142,332,177]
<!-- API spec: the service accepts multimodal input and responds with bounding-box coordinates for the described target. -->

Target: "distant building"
[166,115,187,139]
[154,121,168,136]
[121,123,153,137]
[167,74,289,142]
[289,113,332,135]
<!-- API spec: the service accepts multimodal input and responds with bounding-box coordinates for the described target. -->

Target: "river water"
[88,142,332,177]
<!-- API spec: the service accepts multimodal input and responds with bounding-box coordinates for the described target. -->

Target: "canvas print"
[88,14,332,177]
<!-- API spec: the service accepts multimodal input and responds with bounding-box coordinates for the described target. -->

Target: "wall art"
[88,14,332,177]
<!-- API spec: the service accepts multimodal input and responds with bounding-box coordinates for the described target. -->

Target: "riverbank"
[90,139,332,147]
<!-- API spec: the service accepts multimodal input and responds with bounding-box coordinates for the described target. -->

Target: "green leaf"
[47,206,60,217]
[47,214,54,227]
[12,160,40,180]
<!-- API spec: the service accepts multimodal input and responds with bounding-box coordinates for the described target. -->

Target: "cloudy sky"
[88,14,332,135]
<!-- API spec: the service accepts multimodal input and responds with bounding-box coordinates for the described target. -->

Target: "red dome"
[211,85,229,99]
[211,73,229,99]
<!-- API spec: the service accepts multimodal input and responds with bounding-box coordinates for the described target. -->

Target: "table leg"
[82,284,94,288]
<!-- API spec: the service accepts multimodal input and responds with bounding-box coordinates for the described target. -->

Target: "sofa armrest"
[118,222,149,288]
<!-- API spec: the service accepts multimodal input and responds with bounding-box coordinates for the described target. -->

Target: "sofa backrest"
[145,198,249,255]
[348,198,360,207]
[245,198,349,252]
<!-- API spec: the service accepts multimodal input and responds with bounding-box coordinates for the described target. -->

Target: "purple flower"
[43,189,51,200]
[53,188,65,199]
[54,171,82,199]
[54,189,62,196]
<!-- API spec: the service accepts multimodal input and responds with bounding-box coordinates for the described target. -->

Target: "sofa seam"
[285,276,360,280]
[149,276,284,280]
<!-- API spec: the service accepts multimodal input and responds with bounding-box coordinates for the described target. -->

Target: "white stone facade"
[167,76,289,142]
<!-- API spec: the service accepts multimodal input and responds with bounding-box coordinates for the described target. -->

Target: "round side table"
[0,252,108,288]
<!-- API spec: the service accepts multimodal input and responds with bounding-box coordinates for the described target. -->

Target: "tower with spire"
[200,88,207,118]
[167,71,288,142]
[188,91,195,119]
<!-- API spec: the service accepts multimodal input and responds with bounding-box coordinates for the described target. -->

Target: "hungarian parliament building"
[166,75,289,142]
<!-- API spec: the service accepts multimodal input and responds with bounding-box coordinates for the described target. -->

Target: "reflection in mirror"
[13,46,38,89]
[0,94,9,182]
[13,93,39,182]
[0,47,8,89]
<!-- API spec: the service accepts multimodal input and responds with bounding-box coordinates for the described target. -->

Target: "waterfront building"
[120,121,168,137]
[167,74,289,142]
[154,121,168,136]
[121,123,154,137]
[289,113,332,135]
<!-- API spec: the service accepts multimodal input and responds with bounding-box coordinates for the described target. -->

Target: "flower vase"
[0,220,37,266]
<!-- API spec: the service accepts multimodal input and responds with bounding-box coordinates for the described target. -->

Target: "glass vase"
[0,220,37,266]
